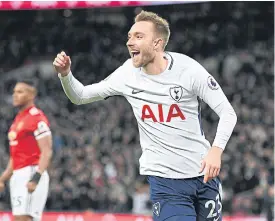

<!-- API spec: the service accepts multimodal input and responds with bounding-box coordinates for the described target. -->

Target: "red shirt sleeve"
[28,114,51,140]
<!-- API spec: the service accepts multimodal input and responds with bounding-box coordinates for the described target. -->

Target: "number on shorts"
[216,194,222,214]
[205,194,222,219]
[205,200,216,218]
[12,196,22,207]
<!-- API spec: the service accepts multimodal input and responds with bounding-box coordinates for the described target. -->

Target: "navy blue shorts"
[148,176,222,221]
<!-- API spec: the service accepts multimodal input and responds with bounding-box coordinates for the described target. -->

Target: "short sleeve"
[28,116,51,140]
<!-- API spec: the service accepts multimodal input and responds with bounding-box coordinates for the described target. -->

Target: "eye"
[137,35,143,39]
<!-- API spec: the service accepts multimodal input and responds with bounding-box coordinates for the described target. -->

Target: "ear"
[153,38,163,50]
[29,88,37,100]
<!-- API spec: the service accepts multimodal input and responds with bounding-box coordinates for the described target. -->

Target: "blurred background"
[0,1,273,221]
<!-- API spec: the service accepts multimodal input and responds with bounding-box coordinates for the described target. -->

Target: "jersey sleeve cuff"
[212,140,226,150]
[58,71,73,80]
[35,131,52,140]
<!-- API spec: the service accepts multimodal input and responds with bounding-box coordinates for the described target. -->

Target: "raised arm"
[53,51,124,105]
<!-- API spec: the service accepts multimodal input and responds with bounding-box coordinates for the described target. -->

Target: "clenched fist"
[53,51,71,77]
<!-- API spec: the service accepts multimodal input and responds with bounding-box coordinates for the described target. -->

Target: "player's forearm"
[37,149,52,174]
[59,71,103,105]
[0,159,13,182]
[212,103,237,149]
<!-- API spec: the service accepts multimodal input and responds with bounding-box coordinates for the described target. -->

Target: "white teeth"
[131,51,140,57]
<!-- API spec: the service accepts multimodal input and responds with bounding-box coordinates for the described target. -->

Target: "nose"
[126,38,133,47]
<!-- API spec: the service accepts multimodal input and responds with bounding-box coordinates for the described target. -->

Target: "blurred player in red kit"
[0,80,52,221]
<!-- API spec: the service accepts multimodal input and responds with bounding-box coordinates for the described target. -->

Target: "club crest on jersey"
[153,202,161,217]
[207,76,219,90]
[169,86,183,102]
[8,131,17,141]
[8,131,18,146]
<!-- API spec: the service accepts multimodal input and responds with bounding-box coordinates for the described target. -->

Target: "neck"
[19,102,34,113]
[142,52,168,75]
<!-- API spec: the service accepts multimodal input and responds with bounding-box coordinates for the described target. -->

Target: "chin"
[132,63,141,68]
[131,59,142,68]
[13,102,21,107]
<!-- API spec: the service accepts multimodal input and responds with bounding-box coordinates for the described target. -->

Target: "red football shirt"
[8,105,51,170]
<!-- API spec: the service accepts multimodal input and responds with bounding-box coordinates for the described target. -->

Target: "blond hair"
[135,10,170,49]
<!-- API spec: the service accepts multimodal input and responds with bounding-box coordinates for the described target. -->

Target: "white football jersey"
[59,52,237,178]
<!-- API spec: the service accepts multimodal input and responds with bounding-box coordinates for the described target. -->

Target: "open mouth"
[131,51,140,58]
